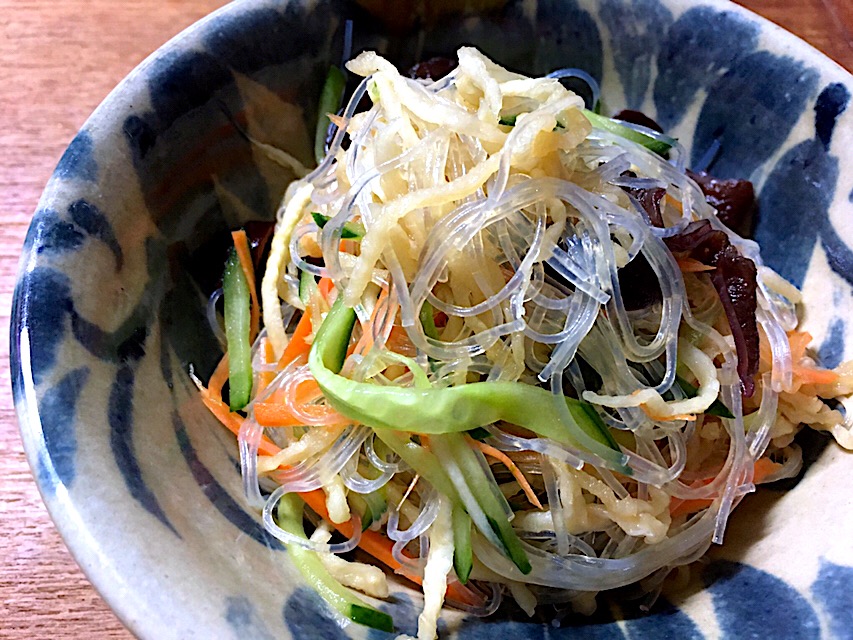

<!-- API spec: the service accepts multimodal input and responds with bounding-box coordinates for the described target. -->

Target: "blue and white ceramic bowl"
[11,0,853,637]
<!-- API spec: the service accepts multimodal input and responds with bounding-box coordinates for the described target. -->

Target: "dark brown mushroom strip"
[626,186,666,228]
[613,109,664,133]
[617,173,665,309]
[618,252,662,311]
[406,57,457,81]
[687,169,757,237]
[663,220,759,396]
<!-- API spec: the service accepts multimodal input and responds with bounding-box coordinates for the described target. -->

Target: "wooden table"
[1,1,851,637]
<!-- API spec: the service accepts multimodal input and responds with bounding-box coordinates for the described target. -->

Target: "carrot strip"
[278,309,313,367]
[277,277,335,368]
[353,287,388,356]
[792,366,839,386]
[787,330,812,362]
[232,230,260,341]
[254,402,351,428]
[786,330,839,385]
[198,387,281,456]
[208,354,230,396]
[753,457,784,483]
[467,436,543,509]
[257,337,277,390]
[318,276,334,298]
[669,458,785,517]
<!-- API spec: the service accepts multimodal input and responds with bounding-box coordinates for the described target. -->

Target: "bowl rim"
[10,0,853,637]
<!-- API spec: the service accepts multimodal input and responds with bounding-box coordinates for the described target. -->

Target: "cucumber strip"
[373,431,459,502]
[419,300,440,340]
[299,269,318,306]
[432,433,532,575]
[310,299,628,472]
[350,489,388,531]
[582,109,674,155]
[571,401,621,451]
[676,375,735,419]
[314,66,347,164]
[312,212,365,239]
[451,503,473,584]
[276,492,393,633]
[349,605,393,631]
[222,248,252,410]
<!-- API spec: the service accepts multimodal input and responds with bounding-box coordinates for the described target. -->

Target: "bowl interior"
[11,0,853,638]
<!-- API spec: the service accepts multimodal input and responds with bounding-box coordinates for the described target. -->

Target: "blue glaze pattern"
[704,561,820,639]
[811,560,853,639]
[225,596,278,639]
[598,0,673,110]
[756,82,851,287]
[54,130,98,182]
[36,366,89,494]
[68,199,124,270]
[9,1,853,638]
[534,0,603,79]
[15,267,73,385]
[654,7,759,130]
[108,363,179,536]
[693,52,819,179]
[818,317,846,369]
[283,587,350,640]
[28,209,85,255]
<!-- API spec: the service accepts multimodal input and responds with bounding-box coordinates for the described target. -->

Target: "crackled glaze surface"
[10,0,853,637]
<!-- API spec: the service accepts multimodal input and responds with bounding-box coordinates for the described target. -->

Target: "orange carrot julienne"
[467,436,543,509]
[277,277,334,368]
[669,457,784,517]
[788,330,812,361]
[198,386,281,456]
[278,309,313,367]
[257,337,277,390]
[787,330,839,386]
[353,287,389,356]
[208,354,230,396]
[793,366,839,386]
[752,456,784,482]
[318,276,335,298]
[254,402,351,428]
[232,230,260,341]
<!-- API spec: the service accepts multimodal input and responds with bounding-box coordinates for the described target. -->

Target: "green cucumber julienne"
[299,269,319,306]
[222,247,253,410]
[276,492,394,633]
[498,110,673,156]
[451,502,473,584]
[308,298,628,471]
[432,432,532,575]
[419,300,440,340]
[349,488,388,532]
[314,66,347,165]
[312,212,365,239]
[676,375,735,419]
[581,110,673,156]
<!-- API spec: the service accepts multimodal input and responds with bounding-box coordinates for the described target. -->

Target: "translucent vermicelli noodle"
[196,48,853,639]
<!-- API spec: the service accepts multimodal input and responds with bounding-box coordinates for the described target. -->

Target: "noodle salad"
[195,48,853,638]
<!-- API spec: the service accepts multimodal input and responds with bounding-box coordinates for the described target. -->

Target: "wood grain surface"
[1,1,851,638]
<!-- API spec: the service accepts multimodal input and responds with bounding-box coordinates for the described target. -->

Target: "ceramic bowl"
[11,0,853,637]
